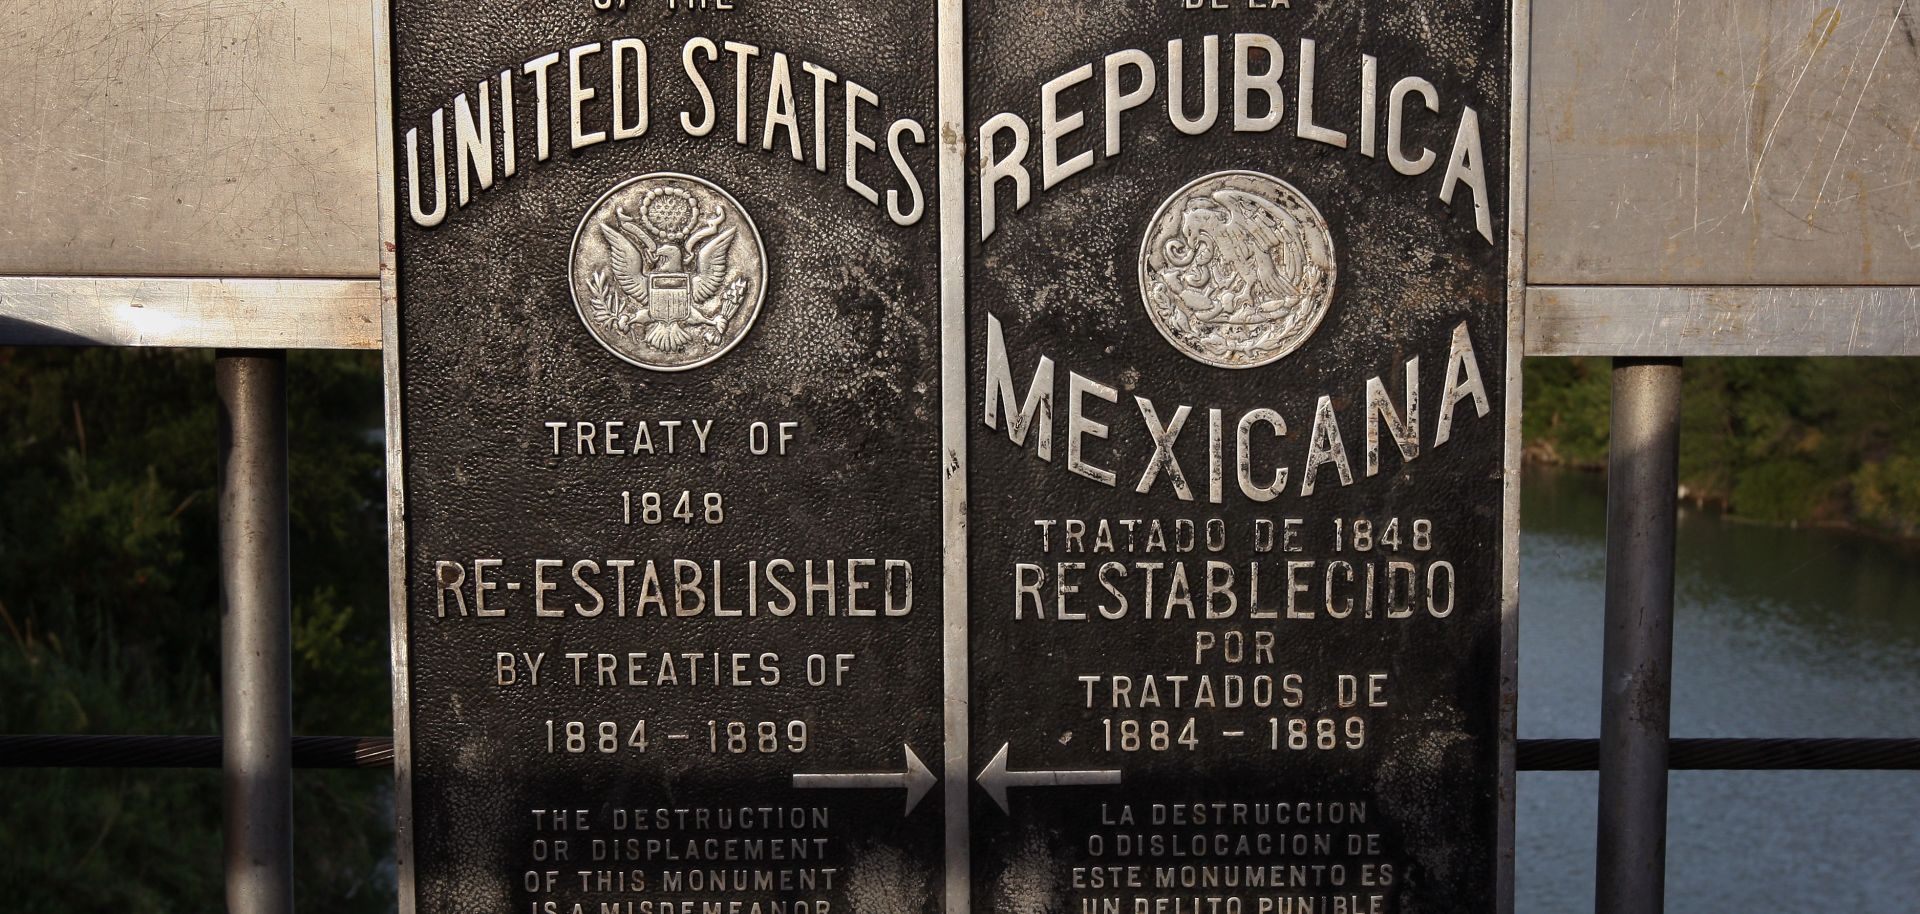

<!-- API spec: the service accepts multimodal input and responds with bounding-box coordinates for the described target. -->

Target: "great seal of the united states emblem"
[569,173,767,371]
[1138,170,1337,369]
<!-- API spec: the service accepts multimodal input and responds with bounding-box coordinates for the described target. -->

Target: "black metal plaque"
[964,4,1516,914]
[389,1,1517,911]
[386,4,945,914]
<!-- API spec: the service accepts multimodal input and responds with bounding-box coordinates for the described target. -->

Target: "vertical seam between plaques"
[937,1,970,913]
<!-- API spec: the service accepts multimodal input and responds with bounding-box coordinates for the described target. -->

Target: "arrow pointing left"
[791,743,938,815]
[975,743,1123,814]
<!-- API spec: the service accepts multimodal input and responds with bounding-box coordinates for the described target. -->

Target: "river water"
[1518,467,1920,911]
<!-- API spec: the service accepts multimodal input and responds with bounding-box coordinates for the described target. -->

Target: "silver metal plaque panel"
[11,0,1919,358]
[0,0,380,278]
[1528,0,1920,286]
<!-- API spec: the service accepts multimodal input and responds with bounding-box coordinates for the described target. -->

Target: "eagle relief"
[568,173,768,371]
[1139,170,1337,369]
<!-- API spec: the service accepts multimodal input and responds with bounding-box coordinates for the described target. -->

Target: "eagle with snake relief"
[1142,171,1336,368]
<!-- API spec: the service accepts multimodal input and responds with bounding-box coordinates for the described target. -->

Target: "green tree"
[1520,357,1612,467]
[1523,356,1920,536]
[0,347,393,913]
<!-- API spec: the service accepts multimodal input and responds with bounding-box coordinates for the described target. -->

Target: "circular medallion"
[1138,170,1337,369]
[569,173,767,371]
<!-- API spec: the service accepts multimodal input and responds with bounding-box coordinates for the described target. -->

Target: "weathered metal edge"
[0,277,380,349]
[12,280,1920,360]
[936,2,970,914]
[1525,285,1920,357]
[370,0,413,908]
[1499,3,1528,913]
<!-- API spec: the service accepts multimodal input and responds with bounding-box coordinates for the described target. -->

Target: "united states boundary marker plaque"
[384,3,945,913]
[383,2,1520,912]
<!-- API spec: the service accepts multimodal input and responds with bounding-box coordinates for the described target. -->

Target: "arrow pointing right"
[792,743,939,816]
[975,742,1122,814]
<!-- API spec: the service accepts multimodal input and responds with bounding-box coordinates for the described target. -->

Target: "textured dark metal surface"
[964,3,1515,913]
[387,4,944,914]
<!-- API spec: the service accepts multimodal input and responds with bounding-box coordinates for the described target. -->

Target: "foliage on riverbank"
[1524,358,1920,539]
[0,349,392,913]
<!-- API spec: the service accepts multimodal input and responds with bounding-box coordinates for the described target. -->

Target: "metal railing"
[215,351,295,914]
[2,349,1919,914]
[1596,358,1684,914]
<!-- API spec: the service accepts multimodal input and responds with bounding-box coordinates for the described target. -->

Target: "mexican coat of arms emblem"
[1138,170,1337,369]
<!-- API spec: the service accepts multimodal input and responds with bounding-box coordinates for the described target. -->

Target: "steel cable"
[1,735,1914,771]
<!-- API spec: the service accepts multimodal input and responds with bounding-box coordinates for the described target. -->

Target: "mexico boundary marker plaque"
[383,3,946,913]
[963,3,1519,912]
[383,2,1519,913]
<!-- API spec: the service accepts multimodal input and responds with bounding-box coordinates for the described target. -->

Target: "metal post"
[1595,357,1683,914]
[217,350,294,914]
